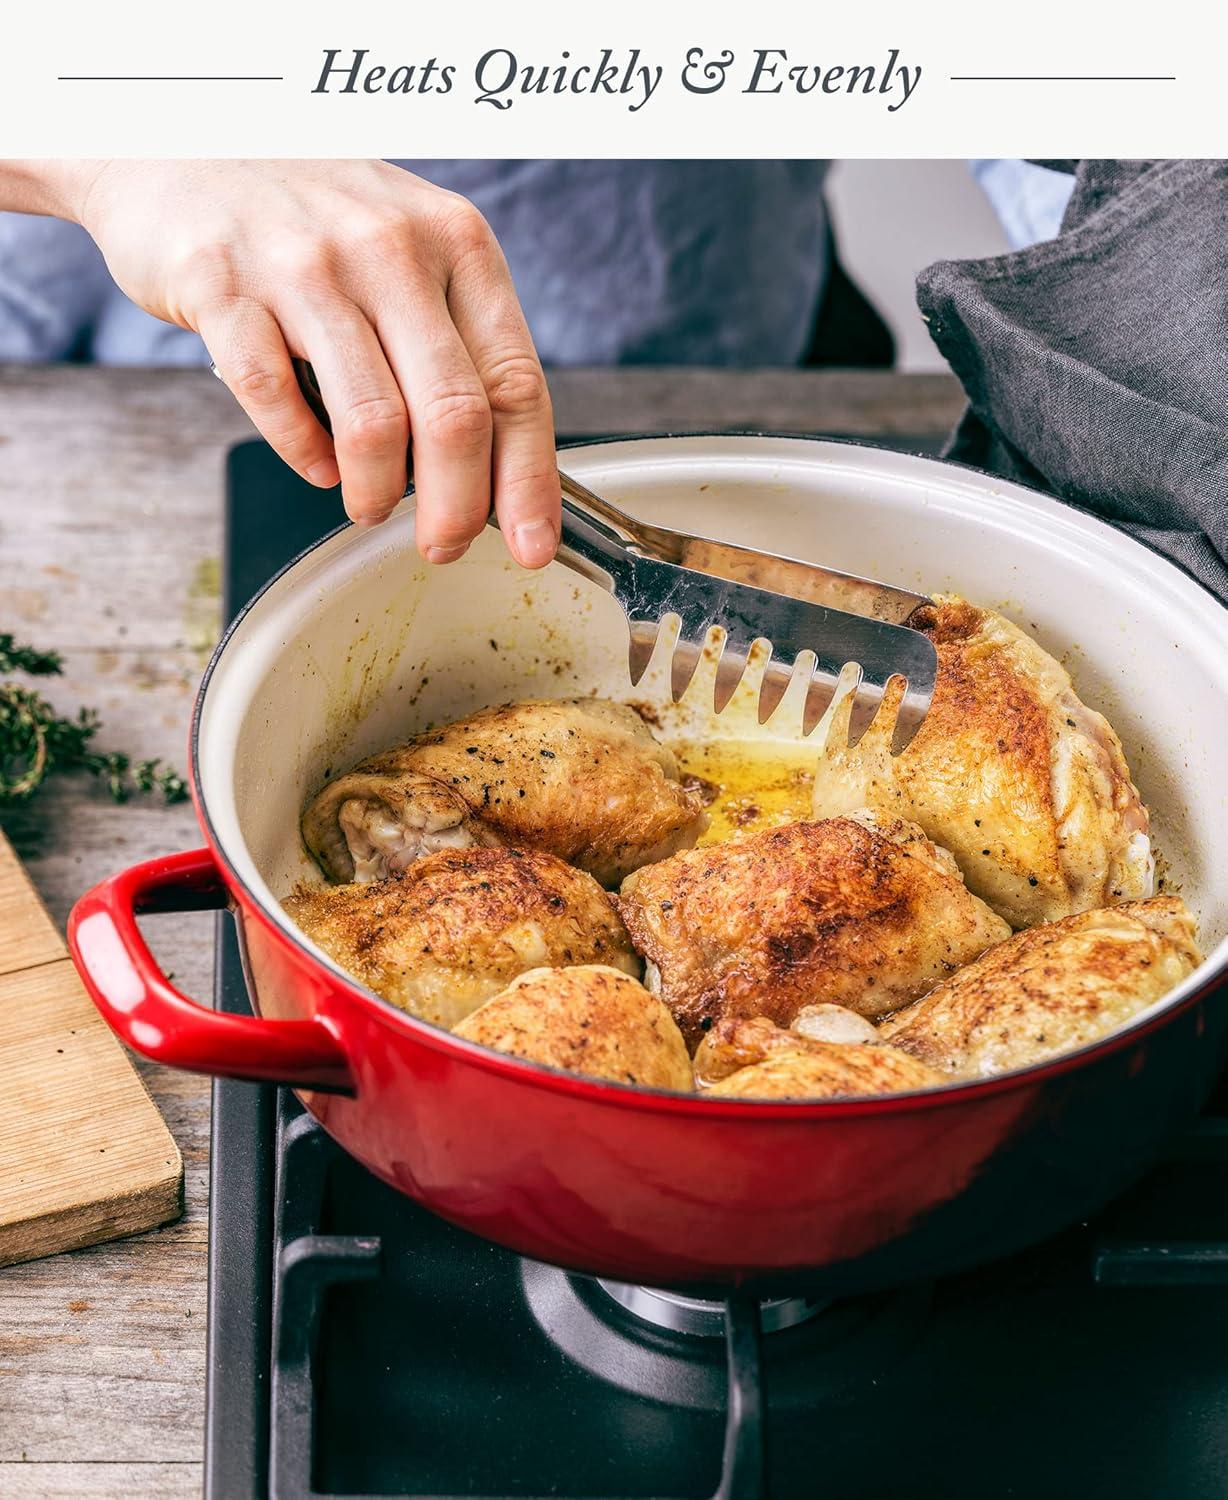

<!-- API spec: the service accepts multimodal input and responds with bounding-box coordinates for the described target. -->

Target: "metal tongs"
[534,471,937,754]
[227,359,936,753]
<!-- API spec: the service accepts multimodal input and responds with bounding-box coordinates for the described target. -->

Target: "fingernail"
[512,518,557,568]
[307,460,339,487]
[351,510,394,529]
[424,543,469,564]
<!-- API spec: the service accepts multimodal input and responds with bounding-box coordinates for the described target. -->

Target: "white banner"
[2,0,1219,157]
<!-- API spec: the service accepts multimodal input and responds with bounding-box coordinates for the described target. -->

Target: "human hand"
[68,159,560,565]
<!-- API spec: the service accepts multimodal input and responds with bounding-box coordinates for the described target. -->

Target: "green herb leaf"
[1,636,187,806]
[0,633,63,677]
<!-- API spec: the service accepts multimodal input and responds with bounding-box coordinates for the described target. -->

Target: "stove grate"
[266,1097,768,1500]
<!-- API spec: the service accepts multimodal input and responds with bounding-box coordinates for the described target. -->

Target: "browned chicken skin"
[283,847,638,1029]
[303,698,707,887]
[811,596,1153,928]
[879,895,1201,1077]
[454,965,693,1090]
[617,810,1010,1049]
[694,1016,945,1099]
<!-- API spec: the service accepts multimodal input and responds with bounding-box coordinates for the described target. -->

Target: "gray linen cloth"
[917,160,1228,599]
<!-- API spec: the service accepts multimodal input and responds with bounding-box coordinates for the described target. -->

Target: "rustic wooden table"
[0,364,963,1498]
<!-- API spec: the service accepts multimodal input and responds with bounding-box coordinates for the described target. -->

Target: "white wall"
[825,160,1010,372]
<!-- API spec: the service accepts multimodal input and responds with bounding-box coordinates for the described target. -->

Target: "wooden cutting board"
[0,828,183,1266]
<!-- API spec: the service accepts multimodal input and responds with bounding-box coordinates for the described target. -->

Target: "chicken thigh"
[617,810,1010,1048]
[283,847,638,1029]
[693,1015,944,1099]
[303,698,707,887]
[811,596,1152,928]
[879,895,1201,1077]
[303,769,501,884]
[454,965,693,1090]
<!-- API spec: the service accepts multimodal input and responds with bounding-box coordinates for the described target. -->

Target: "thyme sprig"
[0,633,187,806]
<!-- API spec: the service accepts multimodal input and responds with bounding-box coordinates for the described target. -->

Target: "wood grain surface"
[0,363,959,1497]
[0,831,183,1267]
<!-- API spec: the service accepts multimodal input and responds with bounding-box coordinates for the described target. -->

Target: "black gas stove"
[206,438,1228,1500]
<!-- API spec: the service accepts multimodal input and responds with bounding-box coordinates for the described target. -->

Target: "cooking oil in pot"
[670,738,815,845]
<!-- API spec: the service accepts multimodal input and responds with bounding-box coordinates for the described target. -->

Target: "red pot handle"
[67,847,353,1091]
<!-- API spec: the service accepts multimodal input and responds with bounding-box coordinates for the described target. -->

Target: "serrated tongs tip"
[542,468,937,756]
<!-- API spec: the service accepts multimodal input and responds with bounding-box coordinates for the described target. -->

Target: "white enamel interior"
[197,435,1228,1051]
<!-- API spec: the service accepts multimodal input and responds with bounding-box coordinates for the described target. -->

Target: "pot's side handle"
[67,848,353,1092]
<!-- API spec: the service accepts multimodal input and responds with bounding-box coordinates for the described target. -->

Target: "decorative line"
[58,75,284,81]
[950,75,1176,81]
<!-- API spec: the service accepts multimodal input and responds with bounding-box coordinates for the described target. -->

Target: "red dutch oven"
[67,436,1228,1296]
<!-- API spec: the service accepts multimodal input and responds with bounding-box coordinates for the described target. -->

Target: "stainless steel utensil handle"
[557,470,685,557]
[513,482,645,601]
[556,467,929,625]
